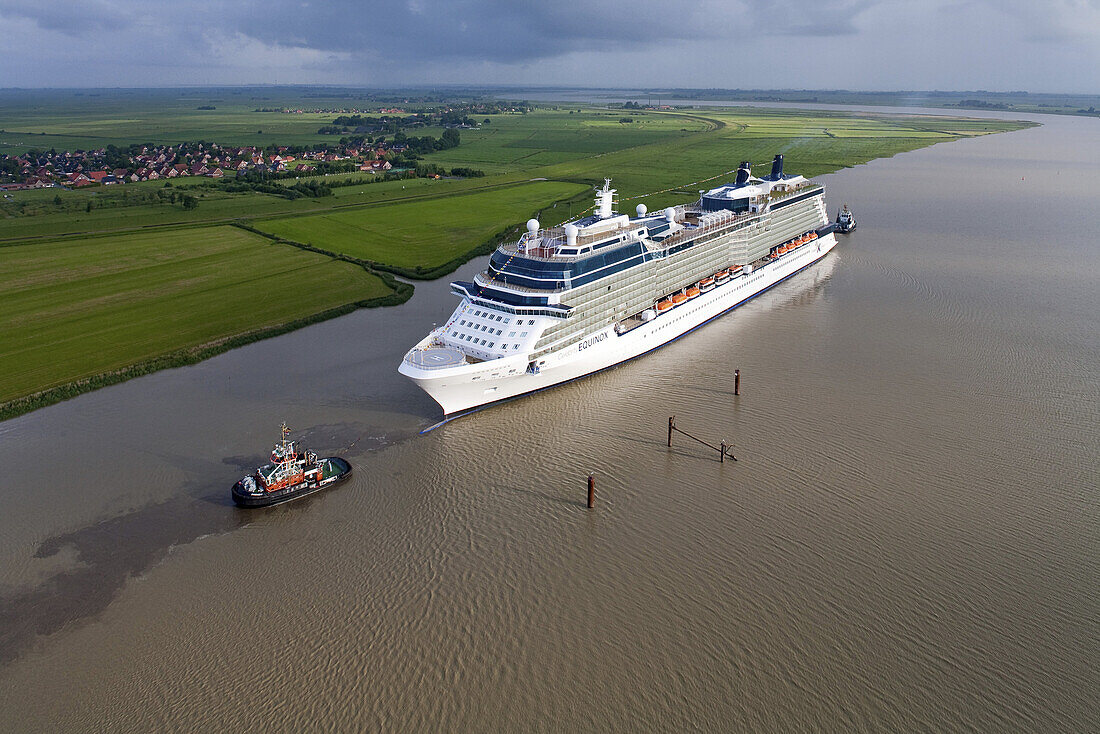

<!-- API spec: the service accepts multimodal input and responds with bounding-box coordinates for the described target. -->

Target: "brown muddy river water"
[0,109,1096,732]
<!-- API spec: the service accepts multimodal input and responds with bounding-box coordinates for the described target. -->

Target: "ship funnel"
[735,161,751,185]
[770,154,784,179]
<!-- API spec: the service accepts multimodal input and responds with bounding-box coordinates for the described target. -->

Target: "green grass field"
[0,226,390,403]
[253,180,588,269]
[0,92,1034,418]
[527,108,1024,210]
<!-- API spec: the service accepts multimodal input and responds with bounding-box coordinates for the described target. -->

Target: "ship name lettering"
[578,333,608,351]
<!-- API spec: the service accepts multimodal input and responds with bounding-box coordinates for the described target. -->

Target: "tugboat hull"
[232,457,352,508]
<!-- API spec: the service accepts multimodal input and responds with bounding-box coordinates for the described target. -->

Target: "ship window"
[488,342,495,348]
[509,331,516,337]
[521,331,528,337]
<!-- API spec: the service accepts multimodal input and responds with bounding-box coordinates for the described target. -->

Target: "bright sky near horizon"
[0,0,1097,91]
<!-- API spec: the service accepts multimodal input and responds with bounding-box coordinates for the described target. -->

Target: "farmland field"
[0,226,391,404]
[254,180,589,269]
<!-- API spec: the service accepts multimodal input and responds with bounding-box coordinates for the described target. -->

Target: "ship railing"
[403,346,476,370]
[496,232,570,261]
[476,272,566,294]
[764,184,823,204]
[658,216,745,248]
[498,220,646,260]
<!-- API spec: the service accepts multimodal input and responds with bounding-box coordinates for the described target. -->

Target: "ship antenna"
[596,178,616,219]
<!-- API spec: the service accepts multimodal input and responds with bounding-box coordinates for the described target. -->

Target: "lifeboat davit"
[671,293,688,305]
[656,300,674,312]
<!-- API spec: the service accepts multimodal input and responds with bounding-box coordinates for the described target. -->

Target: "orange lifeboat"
[699,276,715,288]
[807,232,817,240]
[686,286,701,299]
[730,265,744,275]
[777,246,788,255]
[656,300,674,312]
[671,293,688,305]
[715,269,730,282]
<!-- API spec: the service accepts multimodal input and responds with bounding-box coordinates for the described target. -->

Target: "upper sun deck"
[483,160,824,291]
[496,213,662,262]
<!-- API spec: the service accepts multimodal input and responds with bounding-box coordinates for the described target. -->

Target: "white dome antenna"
[524,218,541,253]
[565,223,579,246]
[636,203,647,218]
[664,207,677,223]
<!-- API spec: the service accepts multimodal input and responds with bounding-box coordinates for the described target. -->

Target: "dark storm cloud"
[0,0,1096,90]
[0,0,875,65]
[231,0,875,61]
[0,0,129,34]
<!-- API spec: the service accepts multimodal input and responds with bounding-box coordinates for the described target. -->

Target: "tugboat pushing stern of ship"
[232,423,352,507]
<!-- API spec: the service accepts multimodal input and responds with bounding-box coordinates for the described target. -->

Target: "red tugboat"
[232,423,352,507]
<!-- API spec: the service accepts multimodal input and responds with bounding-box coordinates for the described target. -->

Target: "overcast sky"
[0,0,1097,92]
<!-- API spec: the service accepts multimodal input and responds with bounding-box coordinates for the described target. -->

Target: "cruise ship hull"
[401,233,838,415]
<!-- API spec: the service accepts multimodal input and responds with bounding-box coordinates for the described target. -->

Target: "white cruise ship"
[399,155,839,415]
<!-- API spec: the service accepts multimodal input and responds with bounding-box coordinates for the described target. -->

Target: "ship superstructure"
[399,155,839,414]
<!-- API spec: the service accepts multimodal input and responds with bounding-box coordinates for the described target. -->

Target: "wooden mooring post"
[587,475,595,509]
[734,369,741,396]
[667,417,737,463]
